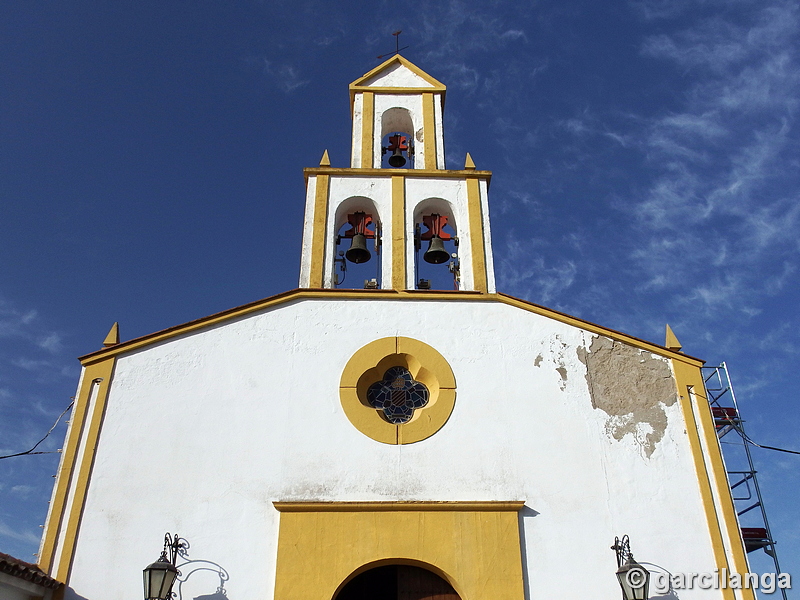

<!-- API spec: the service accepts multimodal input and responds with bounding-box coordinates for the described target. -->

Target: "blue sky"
[1,0,798,584]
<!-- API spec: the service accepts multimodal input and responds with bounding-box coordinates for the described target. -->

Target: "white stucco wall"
[61,297,725,600]
[434,94,445,169]
[350,93,364,168]
[362,63,435,88]
[298,175,317,288]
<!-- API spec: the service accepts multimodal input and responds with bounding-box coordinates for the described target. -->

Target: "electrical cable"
[721,415,800,456]
[0,399,74,460]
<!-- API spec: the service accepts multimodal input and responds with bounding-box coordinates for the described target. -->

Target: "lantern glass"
[616,558,650,600]
[143,556,179,600]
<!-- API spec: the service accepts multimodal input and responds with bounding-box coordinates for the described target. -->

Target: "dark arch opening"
[335,565,460,600]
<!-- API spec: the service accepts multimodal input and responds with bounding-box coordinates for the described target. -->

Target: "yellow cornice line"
[272,501,526,512]
[303,167,492,185]
[495,293,705,366]
[350,86,445,95]
[79,289,703,367]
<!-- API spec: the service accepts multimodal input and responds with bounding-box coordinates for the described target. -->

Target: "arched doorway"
[335,564,461,600]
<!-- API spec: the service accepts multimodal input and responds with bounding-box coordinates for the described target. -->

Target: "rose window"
[366,366,429,424]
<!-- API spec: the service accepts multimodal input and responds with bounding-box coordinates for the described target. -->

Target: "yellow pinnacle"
[103,322,120,347]
[319,149,331,167]
[665,324,682,352]
[464,152,476,170]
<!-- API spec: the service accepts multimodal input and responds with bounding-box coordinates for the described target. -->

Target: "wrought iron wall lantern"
[143,533,186,600]
[143,533,229,600]
[611,535,650,600]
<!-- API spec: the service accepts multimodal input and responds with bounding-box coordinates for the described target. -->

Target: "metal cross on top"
[377,30,410,59]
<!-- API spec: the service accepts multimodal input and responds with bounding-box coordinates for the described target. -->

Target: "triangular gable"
[78,289,702,368]
[350,55,446,92]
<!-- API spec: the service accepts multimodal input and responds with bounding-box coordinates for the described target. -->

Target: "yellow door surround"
[273,501,526,600]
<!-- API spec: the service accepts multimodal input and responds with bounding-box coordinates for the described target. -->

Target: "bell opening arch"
[409,197,460,291]
[326,195,385,289]
[380,107,416,169]
[333,561,462,600]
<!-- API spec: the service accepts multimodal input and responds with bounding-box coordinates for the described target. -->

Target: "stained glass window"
[366,366,429,424]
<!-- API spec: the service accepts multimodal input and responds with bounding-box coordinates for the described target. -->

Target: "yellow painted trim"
[351,86,446,94]
[349,56,446,114]
[360,92,374,168]
[38,358,115,580]
[671,361,754,600]
[350,90,446,116]
[391,176,405,290]
[466,177,487,293]
[273,502,524,600]
[305,167,491,182]
[79,289,704,368]
[274,501,525,512]
[340,337,456,444]
[308,174,330,288]
[37,373,91,572]
[350,86,443,96]
[422,93,437,169]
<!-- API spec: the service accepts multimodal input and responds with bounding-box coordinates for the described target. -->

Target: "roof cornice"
[80,289,704,367]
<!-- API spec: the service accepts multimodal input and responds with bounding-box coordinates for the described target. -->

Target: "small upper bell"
[423,236,450,264]
[388,148,406,168]
[345,233,371,264]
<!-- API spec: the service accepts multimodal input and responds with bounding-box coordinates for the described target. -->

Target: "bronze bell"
[423,236,450,264]
[345,233,371,264]
[388,148,406,168]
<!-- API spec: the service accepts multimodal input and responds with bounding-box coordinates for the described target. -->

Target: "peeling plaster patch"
[531,335,574,390]
[577,336,677,458]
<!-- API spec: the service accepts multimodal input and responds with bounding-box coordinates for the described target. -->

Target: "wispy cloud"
[10,485,35,498]
[0,519,41,545]
[619,1,800,317]
[0,297,64,353]
[261,59,310,93]
[498,237,578,305]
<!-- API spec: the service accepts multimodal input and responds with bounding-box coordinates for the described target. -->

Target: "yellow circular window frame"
[340,337,456,444]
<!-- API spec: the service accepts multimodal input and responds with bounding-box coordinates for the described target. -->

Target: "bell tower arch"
[298,56,495,293]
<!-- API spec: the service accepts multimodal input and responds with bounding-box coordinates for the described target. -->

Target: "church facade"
[37,56,752,600]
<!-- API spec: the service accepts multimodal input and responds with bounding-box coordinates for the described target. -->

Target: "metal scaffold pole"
[702,362,787,600]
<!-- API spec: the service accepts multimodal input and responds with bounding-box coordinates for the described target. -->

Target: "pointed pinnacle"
[665,324,682,352]
[464,153,476,170]
[319,149,331,167]
[103,322,120,348]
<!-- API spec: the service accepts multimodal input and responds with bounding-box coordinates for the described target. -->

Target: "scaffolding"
[702,363,787,600]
